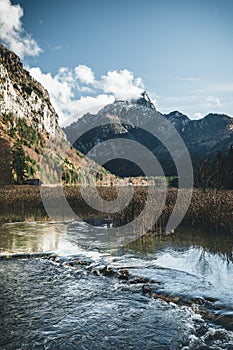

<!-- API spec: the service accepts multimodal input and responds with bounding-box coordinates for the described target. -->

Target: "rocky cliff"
[0,45,64,138]
[0,45,111,185]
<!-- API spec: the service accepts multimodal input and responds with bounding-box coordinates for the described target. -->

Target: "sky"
[0,0,233,126]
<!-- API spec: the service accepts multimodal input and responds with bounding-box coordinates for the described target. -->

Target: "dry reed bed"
[0,186,232,233]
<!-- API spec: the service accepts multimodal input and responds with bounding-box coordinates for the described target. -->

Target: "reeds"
[0,185,232,234]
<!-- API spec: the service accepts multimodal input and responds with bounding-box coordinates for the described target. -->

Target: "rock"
[117,269,130,280]
[142,284,152,295]
[0,44,65,139]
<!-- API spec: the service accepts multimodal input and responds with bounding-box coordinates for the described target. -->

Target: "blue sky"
[1,0,233,125]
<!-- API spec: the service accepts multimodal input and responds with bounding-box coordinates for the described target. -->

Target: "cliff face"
[0,45,64,139]
[0,45,112,186]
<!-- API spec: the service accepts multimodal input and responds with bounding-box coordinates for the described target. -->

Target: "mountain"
[64,92,233,177]
[0,45,110,185]
[0,45,64,139]
[165,111,233,160]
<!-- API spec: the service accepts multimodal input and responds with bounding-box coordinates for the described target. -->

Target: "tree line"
[194,146,233,191]
[0,139,36,185]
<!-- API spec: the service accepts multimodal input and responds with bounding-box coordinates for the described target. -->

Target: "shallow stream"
[0,219,233,349]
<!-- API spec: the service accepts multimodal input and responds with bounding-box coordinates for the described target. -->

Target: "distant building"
[25,178,43,186]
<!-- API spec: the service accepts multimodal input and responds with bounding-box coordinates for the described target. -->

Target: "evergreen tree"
[0,138,13,184]
[12,142,27,184]
[225,146,233,188]
[194,146,233,190]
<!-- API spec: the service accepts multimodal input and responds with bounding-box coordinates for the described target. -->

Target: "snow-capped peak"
[113,91,156,111]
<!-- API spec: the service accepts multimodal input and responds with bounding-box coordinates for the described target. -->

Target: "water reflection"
[126,226,233,263]
[0,204,109,254]
[0,222,63,254]
[0,202,105,226]
[0,203,48,225]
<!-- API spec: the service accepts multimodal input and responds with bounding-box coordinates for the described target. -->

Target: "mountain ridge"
[64,93,233,176]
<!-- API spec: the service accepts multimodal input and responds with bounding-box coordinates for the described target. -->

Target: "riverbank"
[0,185,232,233]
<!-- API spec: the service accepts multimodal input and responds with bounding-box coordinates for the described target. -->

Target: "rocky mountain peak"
[113,91,156,111]
[133,91,156,110]
[64,96,233,177]
[165,111,190,126]
[166,110,188,118]
[95,91,156,120]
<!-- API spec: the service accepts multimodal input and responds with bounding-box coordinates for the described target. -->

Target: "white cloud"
[65,94,115,125]
[74,66,144,99]
[29,66,116,126]
[29,65,144,126]
[179,77,201,82]
[99,69,144,100]
[75,65,95,84]
[78,86,94,93]
[192,112,204,120]
[51,45,62,52]
[205,95,221,106]
[57,67,75,84]
[0,0,41,58]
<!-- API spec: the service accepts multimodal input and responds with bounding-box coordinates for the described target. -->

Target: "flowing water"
[0,214,233,350]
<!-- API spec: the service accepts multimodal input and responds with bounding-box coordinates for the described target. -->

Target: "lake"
[0,209,233,350]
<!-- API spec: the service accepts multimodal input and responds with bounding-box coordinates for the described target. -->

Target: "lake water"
[0,213,233,350]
